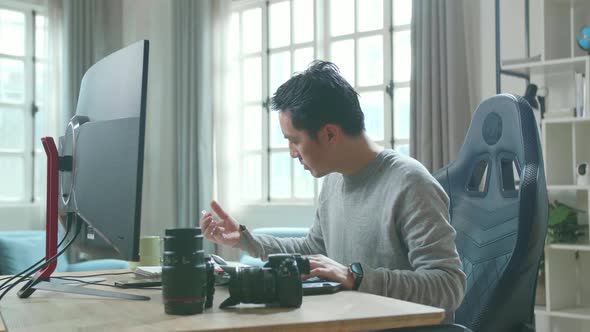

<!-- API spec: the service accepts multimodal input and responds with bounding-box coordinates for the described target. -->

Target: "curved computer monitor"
[59,40,149,262]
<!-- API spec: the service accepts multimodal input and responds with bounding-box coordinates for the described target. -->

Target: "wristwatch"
[349,262,364,290]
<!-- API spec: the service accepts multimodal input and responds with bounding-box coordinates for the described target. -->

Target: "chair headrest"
[460,94,539,167]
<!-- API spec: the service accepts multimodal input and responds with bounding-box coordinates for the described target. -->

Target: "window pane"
[242,8,262,54]
[243,57,261,102]
[393,0,412,26]
[358,0,383,32]
[270,111,287,148]
[269,1,290,48]
[270,151,291,199]
[243,106,262,150]
[393,30,411,82]
[358,35,383,86]
[0,58,25,104]
[230,13,240,60]
[36,62,47,106]
[293,159,314,198]
[395,143,409,156]
[329,0,354,37]
[270,51,291,95]
[35,151,45,199]
[243,154,262,200]
[293,47,314,73]
[0,156,24,200]
[0,107,25,150]
[293,0,314,44]
[359,91,384,141]
[34,105,45,150]
[0,9,25,56]
[330,39,355,86]
[35,15,47,59]
[394,87,410,139]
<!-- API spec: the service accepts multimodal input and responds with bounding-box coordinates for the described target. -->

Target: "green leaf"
[549,205,571,226]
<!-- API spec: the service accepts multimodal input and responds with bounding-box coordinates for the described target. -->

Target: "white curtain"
[410,0,472,172]
[171,0,231,255]
[172,0,214,229]
[212,1,239,214]
[46,0,63,139]
[60,0,122,130]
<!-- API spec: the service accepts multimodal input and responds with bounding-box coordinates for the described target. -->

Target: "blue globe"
[578,26,590,52]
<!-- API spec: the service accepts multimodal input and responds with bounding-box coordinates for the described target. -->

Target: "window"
[0,3,48,204]
[230,0,412,203]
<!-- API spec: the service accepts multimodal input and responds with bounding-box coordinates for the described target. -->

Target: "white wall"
[121,0,176,237]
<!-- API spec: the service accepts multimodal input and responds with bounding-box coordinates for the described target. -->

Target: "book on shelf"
[575,72,586,117]
[501,54,542,66]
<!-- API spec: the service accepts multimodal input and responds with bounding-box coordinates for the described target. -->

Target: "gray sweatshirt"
[238,150,466,321]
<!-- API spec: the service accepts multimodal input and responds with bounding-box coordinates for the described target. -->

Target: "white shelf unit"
[539,119,590,331]
[498,0,590,331]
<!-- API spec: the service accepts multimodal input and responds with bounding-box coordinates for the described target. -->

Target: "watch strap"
[350,262,363,291]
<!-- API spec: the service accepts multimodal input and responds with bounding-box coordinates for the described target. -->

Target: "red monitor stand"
[17,137,148,301]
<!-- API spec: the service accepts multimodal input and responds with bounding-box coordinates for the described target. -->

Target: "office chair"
[395,94,548,332]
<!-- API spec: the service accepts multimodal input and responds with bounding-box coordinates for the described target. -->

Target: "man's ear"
[323,124,341,143]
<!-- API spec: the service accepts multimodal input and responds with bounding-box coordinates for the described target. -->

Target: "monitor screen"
[58,40,149,262]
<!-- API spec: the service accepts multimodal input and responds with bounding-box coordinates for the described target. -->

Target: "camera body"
[219,254,310,308]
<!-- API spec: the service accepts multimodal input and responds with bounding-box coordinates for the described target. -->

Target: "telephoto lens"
[162,228,211,315]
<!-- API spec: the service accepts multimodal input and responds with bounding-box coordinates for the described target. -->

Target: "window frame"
[230,0,412,208]
[0,0,50,229]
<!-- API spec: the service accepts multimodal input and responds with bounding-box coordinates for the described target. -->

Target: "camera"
[162,228,215,315]
[219,254,310,308]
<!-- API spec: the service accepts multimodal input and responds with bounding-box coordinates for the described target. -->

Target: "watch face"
[351,262,363,275]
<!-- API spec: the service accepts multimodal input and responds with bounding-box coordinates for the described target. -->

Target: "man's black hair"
[270,60,365,139]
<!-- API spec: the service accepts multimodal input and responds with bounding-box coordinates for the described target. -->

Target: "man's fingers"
[309,260,322,269]
[212,226,227,240]
[309,268,330,278]
[200,215,215,230]
[210,200,230,220]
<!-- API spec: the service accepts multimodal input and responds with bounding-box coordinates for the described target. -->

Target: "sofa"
[0,230,128,275]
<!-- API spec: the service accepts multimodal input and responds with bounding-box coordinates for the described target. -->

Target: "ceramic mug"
[139,236,162,266]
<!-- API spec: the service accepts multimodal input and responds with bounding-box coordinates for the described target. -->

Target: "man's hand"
[303,254,355,290]
[199,200,241,247]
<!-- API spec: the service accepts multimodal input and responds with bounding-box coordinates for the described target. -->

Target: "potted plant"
[536,200,587,305]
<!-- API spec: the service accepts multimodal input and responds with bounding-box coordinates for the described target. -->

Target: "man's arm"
[359,179,466,313]
[236,211,327,259]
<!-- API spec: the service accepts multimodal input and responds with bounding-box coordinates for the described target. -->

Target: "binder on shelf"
[575,72,586,117]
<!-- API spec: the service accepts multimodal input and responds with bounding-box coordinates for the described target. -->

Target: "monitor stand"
[17,137,148,301]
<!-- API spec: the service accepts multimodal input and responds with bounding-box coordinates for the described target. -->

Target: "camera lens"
[219,255,304,309]
[219,267,277,308]
[162,228,207,315]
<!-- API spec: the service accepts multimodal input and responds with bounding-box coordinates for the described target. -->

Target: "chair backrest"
[433,94,548,332]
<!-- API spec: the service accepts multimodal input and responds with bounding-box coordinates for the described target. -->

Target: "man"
[200,61,465,321]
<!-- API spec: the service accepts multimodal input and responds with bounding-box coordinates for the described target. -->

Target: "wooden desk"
[0,270,444,331]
